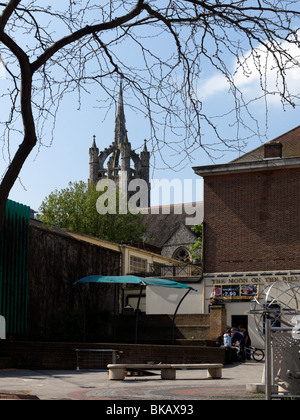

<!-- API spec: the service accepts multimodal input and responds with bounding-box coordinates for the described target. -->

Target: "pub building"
[193,125,300,347]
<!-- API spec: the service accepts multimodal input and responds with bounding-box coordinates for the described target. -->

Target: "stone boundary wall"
[27,223,121,341]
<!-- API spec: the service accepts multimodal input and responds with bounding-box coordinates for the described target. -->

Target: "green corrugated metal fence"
[0,199,30,336]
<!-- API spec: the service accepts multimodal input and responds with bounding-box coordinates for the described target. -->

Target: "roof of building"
[231,124,300,163]
[30,217,181,264]
[193,125,300,177]
[141,202,203,248]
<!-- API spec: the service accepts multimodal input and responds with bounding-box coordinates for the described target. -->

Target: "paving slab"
[0,361,265,401]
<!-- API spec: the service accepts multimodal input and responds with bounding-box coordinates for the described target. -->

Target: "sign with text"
[209,275,300,285]
[211,284,259,301]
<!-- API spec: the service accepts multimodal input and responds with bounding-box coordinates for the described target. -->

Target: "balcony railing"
[130,262,202,278]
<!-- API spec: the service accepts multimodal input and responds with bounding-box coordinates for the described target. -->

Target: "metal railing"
[265,321,300,400]
[0,200,30,336]
[130,262,202,278]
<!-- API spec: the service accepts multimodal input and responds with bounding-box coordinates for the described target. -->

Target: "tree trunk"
[0,30,37,234]
[0,133,36,232]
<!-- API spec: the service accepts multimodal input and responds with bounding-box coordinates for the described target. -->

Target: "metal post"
[76,284,86,342]
[265,318,272,400]
[113,284,117,343]
[135,285,144,344]
[112,350,117,364]
[171,288,192,345]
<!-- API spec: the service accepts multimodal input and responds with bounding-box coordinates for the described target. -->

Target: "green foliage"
[190,224,203,263]
[37,181,146,243]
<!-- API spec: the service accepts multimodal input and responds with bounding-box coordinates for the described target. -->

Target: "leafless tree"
[1,0,300,230]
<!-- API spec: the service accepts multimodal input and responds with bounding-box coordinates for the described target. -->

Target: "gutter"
[193,156,300,177]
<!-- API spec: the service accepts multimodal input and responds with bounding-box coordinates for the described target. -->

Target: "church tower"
[88,82,150,206]
[89,135,99,184]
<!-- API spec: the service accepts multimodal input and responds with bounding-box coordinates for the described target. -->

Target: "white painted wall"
[225,302,264,348]
[146,283,203,314]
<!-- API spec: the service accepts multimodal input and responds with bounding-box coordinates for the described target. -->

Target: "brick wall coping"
[193,156,300,177]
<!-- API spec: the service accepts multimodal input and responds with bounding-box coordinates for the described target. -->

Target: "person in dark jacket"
[216,332,224,347]
[239,325,252,360]
[231,327,246,362]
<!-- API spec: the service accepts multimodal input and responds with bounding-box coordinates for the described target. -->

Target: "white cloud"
[199,73,230,99]
[199,40,300,107]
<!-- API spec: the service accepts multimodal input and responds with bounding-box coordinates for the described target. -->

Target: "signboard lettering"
[211,275,300,285]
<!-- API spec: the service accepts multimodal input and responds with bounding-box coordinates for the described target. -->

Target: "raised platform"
[0,341,225,370]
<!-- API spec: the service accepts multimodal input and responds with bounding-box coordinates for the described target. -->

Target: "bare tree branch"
[0,0,21,29]
[1,1,300,230]
[31,0,146,72]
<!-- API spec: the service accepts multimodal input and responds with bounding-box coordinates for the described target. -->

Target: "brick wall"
[115,314,211,344]
[0,341,225,369]
[27,223,121,341]
[204,168,300,272]
[209,306,227,340]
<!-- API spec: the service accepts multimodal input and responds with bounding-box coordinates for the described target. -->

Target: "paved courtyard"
[0,361,265,400]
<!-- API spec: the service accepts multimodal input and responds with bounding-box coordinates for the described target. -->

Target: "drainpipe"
[197,221,205,314]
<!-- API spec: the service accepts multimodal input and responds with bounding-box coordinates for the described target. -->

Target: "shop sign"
[211,284,259,302]
[210,275,300,285]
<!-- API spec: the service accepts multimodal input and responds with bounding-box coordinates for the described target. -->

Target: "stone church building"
[88,82,202,262]
[88,82,151,207]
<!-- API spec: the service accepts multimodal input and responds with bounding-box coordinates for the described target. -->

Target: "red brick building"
[194,125,300,274]
[193,125,300,344]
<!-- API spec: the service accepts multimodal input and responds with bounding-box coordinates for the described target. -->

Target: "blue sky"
[5,72,300,212]
[2,6,300,212]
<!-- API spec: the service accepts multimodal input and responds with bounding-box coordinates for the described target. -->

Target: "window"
[130,256,147,273]
[172,247,191,262]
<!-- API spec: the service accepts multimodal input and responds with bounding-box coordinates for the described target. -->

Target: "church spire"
[114,80,128,146]
[89,134,99,184]
[91,134,97,149]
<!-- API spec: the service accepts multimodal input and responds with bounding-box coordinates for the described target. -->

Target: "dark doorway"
[231,315,248,330]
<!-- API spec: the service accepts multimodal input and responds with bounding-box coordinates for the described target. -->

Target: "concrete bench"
[107,363,223,380]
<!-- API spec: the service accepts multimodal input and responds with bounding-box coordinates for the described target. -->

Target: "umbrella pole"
[76,283,86,343]
[113,284,118,343]
[171,288,192,345]
[135,285,144,344]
